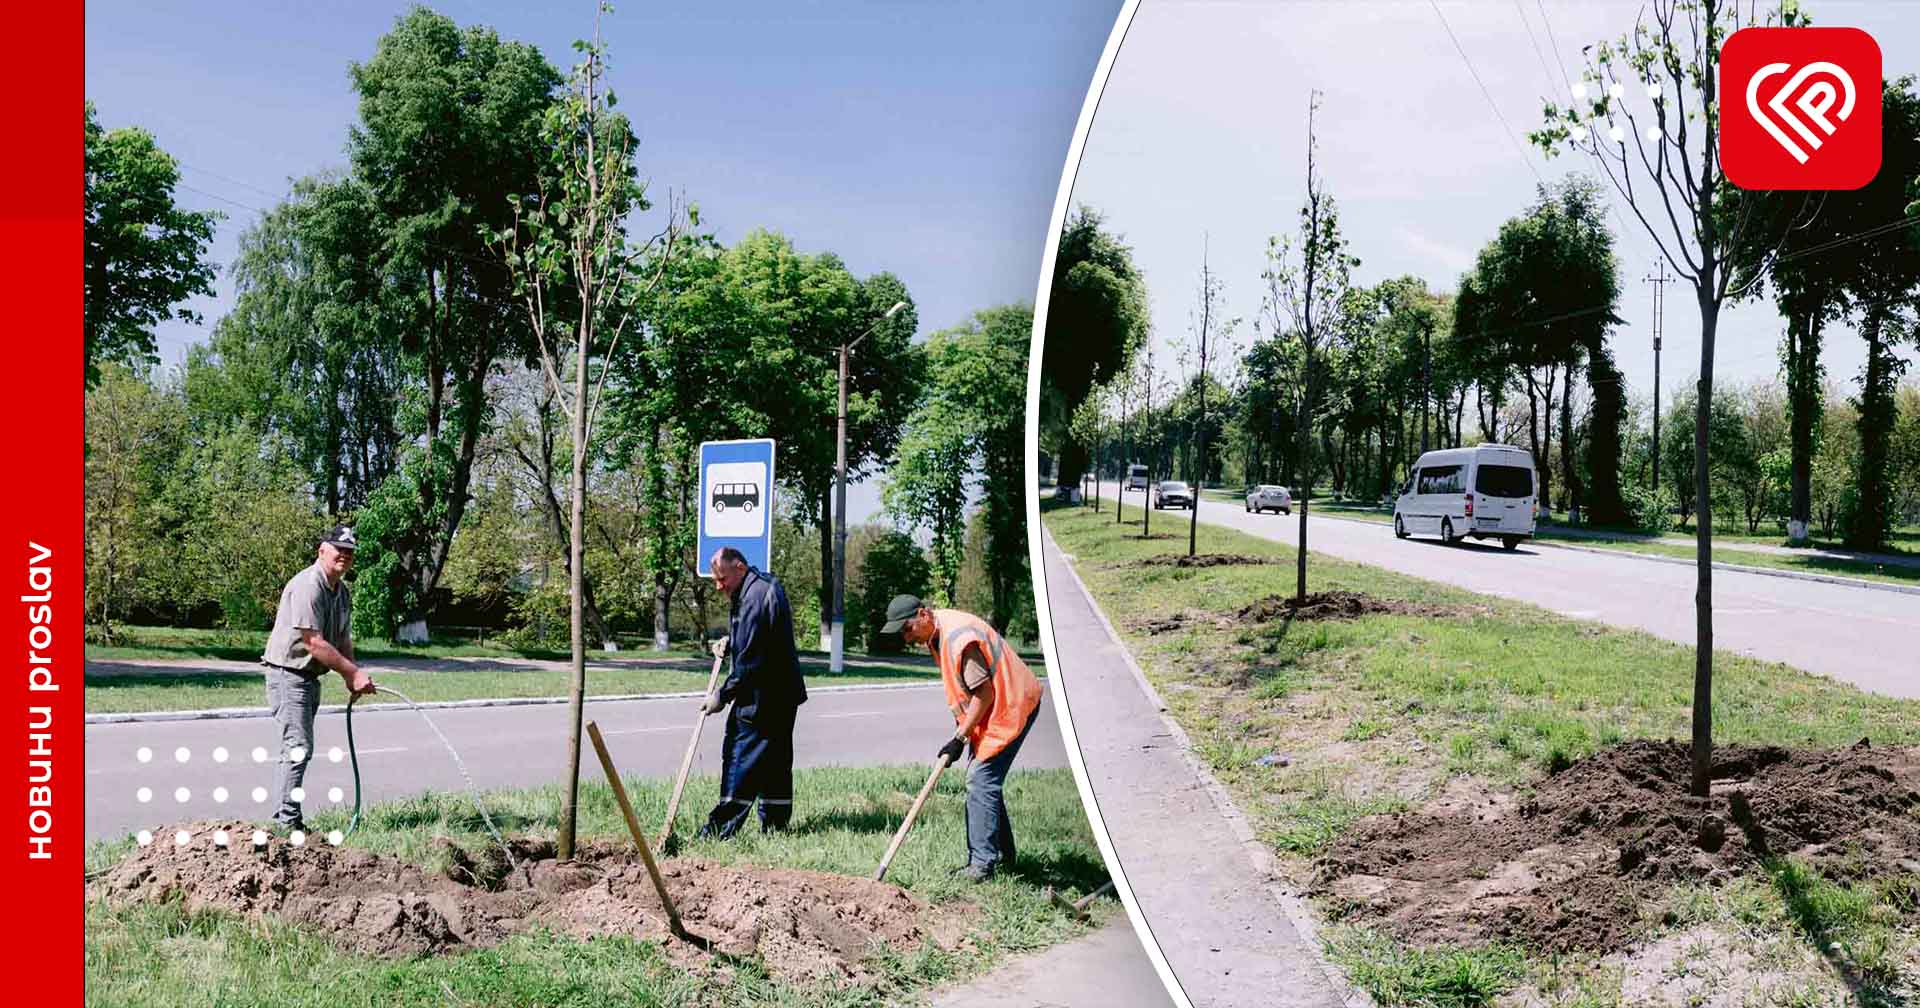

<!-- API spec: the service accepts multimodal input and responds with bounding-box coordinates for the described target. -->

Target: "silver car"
[1152,480,1194,509]
[1245,484,1291,514]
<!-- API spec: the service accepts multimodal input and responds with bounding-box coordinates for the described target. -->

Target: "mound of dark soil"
[90,822,956,983]
[1237,590,1486,622]
[1315,740,1920,954]
[1136,553,1274,568]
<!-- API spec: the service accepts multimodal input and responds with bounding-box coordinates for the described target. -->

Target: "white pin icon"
[1746,61,1857,164]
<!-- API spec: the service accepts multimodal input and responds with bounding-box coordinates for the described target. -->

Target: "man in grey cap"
[260,525,376,833]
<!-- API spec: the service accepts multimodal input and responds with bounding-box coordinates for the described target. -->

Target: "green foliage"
[854,529,932,651]
[888,305,1029,631]
[84,364,189,634]
[352,447,457,640]
[83,101,219,388]
[1623,481,1675,536]
[1042,206,1149,486]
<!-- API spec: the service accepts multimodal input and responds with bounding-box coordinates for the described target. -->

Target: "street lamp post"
[834,300,908,673]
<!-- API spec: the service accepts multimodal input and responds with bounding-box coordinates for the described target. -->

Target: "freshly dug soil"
[1316,740,1920,954]
[1237,590,1488,622]
[1135,552,1275,568]
[91,824,957,983]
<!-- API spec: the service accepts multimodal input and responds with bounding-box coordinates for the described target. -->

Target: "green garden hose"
[343,685,517,872]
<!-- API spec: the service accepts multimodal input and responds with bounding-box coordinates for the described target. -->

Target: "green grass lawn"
[84,657,947,715]
[1045,503,1920,1007]
[86,765,1109,1007]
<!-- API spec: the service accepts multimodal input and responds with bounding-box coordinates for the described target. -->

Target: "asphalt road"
[1095,481,1920,699]
[85,683,1067,842]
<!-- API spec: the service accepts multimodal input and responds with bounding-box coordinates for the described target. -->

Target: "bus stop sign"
[697,438,775,575]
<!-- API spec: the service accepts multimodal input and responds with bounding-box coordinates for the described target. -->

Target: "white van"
[1393,444,1537,550]
[1124,464,1150,492]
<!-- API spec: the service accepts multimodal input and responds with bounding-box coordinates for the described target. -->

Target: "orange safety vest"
[930,609,1042,761]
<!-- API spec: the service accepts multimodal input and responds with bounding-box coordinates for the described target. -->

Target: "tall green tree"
[1043,206,1150,489]
[83,102,219,388]
[1837,80,1920,551]
[347,7,562,643]
[888,305,1030,631]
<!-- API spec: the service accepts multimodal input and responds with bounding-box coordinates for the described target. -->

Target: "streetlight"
[833,299,908,673]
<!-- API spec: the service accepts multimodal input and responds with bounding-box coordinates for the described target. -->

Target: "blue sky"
[1072,0,1920,417]
[86,0,1122,520]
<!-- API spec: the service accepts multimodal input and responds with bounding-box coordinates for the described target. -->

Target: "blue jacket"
[718,567,806,716]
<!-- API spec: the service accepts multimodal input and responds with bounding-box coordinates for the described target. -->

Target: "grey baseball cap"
[879,594,923,635]
[322,525,359,551]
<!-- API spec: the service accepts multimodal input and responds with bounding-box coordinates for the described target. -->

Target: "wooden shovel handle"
[586,720,684,937]
[872,754,953,882]
[659,652,728,848]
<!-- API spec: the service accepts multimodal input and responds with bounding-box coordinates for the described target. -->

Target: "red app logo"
[1721,27,1881,190]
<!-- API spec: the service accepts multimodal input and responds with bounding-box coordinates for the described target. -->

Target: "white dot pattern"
[135,830,153,846]
[289,746,307,763]
[212,787,229,803]
[212,830,230,847]
[328,747,343,763]
[251,787,268,803]
[327,787,343,803]
[136,787,152,804]
[289,786,305,803]
[290,830,306,847]
[174,787,191,803]
[252,747,267,763]
[174,830,191,847]
[327,830,344,846]
[136,747,152,764]
[212,747,229,763]
[251,830,267,846]
[174,747,191,763]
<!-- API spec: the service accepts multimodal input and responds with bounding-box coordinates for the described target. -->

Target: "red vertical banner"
[3,1,83,997]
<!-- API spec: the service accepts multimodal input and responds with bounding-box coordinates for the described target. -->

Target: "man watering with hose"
[260,525,376,835]
[883,595,1042,882]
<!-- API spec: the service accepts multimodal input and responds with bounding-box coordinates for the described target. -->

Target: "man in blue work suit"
[697,546,807,839]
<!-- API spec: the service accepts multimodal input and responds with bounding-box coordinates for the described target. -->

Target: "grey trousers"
[264,663,321,827]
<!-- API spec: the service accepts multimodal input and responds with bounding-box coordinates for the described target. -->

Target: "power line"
[1512,0,1561,98]
[1428,0,1546,187]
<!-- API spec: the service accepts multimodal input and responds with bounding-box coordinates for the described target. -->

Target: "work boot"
[956,862,995,884]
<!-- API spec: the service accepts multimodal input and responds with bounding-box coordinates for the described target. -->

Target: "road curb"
[1263,505,1920,597]
[85,679,951,725]
[1050,539,1377,1008]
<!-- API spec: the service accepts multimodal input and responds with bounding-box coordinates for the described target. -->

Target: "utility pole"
[1644,259,1674,496]
[834,300,907,674]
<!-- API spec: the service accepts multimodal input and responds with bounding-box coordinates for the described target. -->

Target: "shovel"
[660,647,728,850]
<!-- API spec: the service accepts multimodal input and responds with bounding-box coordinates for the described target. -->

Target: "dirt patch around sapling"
[1238,590,1490,623]
[1315,739,1920,955]
[90,823,964,984]
[1134,552,1275,569]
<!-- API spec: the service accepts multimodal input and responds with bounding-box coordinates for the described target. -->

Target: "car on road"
[1124,463,1150,492]
[1152,480,1194,510]
[1392,444,1536,550]
[711,482,760,512]
[1245,484,1291,514]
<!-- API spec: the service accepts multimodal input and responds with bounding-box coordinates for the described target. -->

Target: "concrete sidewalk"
[1040,533,1358,1008]
[930,919,1170,1008]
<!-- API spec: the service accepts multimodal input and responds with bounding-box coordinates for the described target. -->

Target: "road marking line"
[603,727,680,736]
[816,711,888,719]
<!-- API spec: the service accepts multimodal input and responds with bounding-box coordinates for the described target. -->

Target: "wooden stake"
[586,720,685,937]
[872,753,953,882]
[660,652,727,848]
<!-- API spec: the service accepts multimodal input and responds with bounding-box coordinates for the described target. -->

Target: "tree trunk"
[1846,307,1897,552]
[1560,353,1581,524]
[1690,288,1718,800]
[559,325,591,862]
[1583,338,1628,525]
[1784,307,1822,545]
